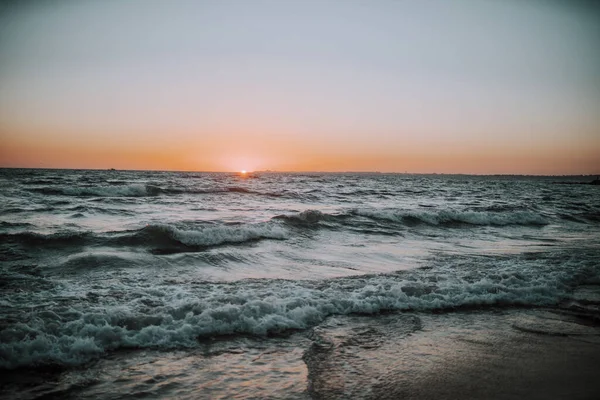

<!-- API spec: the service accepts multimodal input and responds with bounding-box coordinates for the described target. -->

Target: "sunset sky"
[0,0,599,174]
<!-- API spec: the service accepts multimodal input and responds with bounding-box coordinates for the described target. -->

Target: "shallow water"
[1,169,599,398]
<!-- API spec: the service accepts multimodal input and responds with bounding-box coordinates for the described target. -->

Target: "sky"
[0,0,599,174]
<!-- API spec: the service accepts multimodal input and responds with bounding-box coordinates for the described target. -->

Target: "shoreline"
[305,308,600,399]
[2,306,599,399]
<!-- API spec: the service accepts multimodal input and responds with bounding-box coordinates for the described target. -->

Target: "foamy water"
[1,169,599,398]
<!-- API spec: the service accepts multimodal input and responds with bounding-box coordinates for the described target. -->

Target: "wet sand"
[306,309,600,400]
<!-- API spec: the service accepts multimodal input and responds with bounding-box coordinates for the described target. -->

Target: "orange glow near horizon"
[1,1,599,175]
[1,125,599,175]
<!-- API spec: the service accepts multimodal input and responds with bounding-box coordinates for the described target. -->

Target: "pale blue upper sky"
[1,0,599,173]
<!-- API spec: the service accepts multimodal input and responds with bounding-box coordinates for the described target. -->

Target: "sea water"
[1,169,599,398]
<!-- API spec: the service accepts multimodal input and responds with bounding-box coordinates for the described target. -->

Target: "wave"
[1,249,598,369]
[273,210,339,225]
[64,205,137,216]
[0,223,288,253]
[351,208,549,227]
[562,211,600,223]
[29,184,284,198]
[0,221,34,229]
[216,187,283,197]
[0,206,56,215]
[116,223,288,251]
[272,208,549,229]
[0,231,91,247]
[21,179,59,185]
[58,252,142,272]
[30,184,154,197]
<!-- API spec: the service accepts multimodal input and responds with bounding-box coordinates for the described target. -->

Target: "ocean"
[1,169,599,399]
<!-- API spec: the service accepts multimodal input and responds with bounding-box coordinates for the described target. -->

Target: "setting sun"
[1,1,599,397]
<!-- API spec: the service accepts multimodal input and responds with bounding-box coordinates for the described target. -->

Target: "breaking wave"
[273,210,338,225]
[0,223,288,252]
[119,223,288,250]
[1,249,598,369]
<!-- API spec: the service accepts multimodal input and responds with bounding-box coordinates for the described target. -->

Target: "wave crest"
[273,210,333,225]
[272,207,549,229]
[1,250,598,369]
[1,223,288,252]
[132,223,288,249]
[352,209,548,226]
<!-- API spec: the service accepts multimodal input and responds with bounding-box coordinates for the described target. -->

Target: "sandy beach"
[306,307,600,400]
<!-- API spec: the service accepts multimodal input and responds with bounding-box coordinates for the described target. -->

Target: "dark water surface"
[1,169,599,398]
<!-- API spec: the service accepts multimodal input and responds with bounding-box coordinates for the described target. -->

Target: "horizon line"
[1,166,599,177]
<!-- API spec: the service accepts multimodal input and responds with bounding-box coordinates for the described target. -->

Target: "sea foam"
[136,223,288,247]
[1,250,597,369]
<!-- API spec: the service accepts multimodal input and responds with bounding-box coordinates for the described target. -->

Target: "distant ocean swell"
[275,208,551,227]
[28,184,287,198]
[9,205,594,225]
[349,208,550,226]
[1,249,598,369]
[1,206,596,253]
